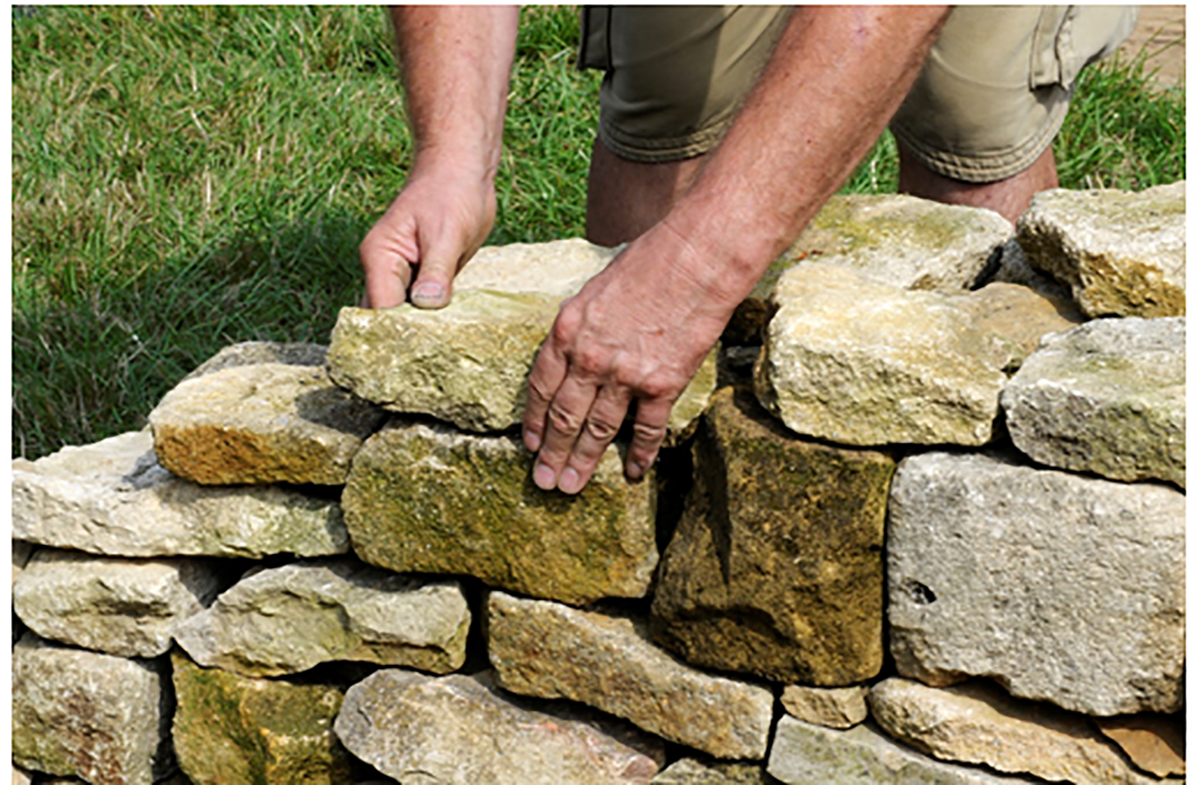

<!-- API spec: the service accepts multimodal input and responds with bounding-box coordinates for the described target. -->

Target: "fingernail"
[533,462,557,490]
[411,282,446,304]
[559,467,581,494]
[523,429,541,452]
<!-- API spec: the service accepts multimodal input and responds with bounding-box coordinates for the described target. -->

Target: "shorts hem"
[598,114,731,164]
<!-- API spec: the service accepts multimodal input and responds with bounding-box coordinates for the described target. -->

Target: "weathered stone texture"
[1018,181,1186,318]
[343,420,657,605]
[488,591,774,760]
[651,758,777,784]
[181,340,328,382]
[888,451,1185,715]
[12,633,174,785]
[175,557,470,678]
[1093,713,1186,778]
[150,363,386,485]
[781,684,870,730]
[13,548,221,657]
[334,670,665,784]
[453,237,620,299]
[1002,316,1185,487]
[650,386,892,685]
[12,430,348,558]
[868,678,1161,785]
[171,652,354,785]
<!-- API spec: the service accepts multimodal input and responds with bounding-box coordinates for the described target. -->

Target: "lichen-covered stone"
[13,548,221,657]
[651,758,776,784]
[888,451,1185,716]
[334,670,665,784]
[1018,181,1186,318]
[12,430,348,558]
[174,557,470,677]
[650,386,892,685]
[488,591,774,760]
[150,363,386,485]
[1002,316,1185,487]
[182,340,328,382]
[12,633,174,785]
[171,652,354,785]
[781,685,870,730]
[343,420,657,605]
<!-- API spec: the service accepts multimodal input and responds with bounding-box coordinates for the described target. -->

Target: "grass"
[11,6,1185,460]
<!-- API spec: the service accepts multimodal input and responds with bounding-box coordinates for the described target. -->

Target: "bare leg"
[897,143,1059,225]
[585,138,708,247]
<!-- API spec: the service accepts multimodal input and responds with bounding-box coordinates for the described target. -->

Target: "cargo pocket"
[1029,5,1137,90]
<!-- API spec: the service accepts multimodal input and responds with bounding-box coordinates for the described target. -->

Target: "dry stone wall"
[12,185,1185,785]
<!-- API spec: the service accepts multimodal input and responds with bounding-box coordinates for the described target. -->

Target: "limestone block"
[1094,713,1186,778]
[1018,181,1186,318]
[12,765,33,785]
[12,633,174,785]
[1002,316,1185,487]
[781,685,870,730]
[171,652,354,784]
[343,420,657,605]
[149,363,386,485]
[175,557,470,678]
[888,451,1185,715]
[12,430,348,558]
[13,539,34,582]
[334,670,665,784]
[488,591,774,760]
[651,758,775,783]
[755,264,1077,446]
[182,340,328,382]
[453,237,620,298]
[13,548,221,657]
[650,386,892,684]
[868,678,1160,785]
[768,716,1034,784]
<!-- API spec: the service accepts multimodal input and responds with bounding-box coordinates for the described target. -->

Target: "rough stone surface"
[781,685,870,730]
[150,363,386,485]
[171,652,354,784]
[175,557,470,678]
[768,716,1035,784]
[755,264,1077,446]
[650,386,892,685]
[488,591,774,760]
[13,548,221,657]
[888,451,1185,715]
[334,669,665,784]
[1002,316,1186,487]
[868,678,1161,785]
[1018,181,1186,318]
[12,430,349,558]
[13,539,34,581]
[182,340,328,382]
[12,766,34,785]
[651,758,777,784]
[1094,713,1186,778]
[453,237,620,298]
[12,633,174,785]
[343,420,657,605]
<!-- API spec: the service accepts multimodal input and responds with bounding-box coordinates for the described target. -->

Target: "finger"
[360,233,414,310]
[625,396,673,480]
[557,384,633,494]
[522,334,570,454]
[408,229,466,310]
[530,375,601,491]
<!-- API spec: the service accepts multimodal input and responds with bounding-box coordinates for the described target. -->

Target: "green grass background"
[12,6,1186,459]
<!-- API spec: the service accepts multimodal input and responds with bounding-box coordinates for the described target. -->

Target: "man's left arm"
[522,6,951,494]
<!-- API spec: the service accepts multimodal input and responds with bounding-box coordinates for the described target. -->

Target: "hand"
[359,164,496,309]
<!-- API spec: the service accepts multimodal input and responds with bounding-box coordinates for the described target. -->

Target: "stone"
[887,451,1185,715]
[488,591,774,760]
[1001,316,1186,487]
[12,430,349,559]
[343,420,657,605]
[755,264,1078,446]
[781,685,870,730]
[334,669,665,784]
[149,363,386,485]
[1018,181,1186,318]
[768,716,1034,785]
[12,548,221,657]
[650,386,892,684]
[453,237,620,298]
[12,766,33,785]
[12,633,174,785]
[868,678,1161,785]
[171,651,354,784]
[13,539,34,581]
[174,557,470,678]
[182,340,328,382]
[1094,713,1186,778]
[651,758,775,783]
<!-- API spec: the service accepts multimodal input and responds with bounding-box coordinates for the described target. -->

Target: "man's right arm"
[361,6,519,310]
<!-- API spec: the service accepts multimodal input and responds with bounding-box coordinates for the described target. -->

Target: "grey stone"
[780,685,870,730]
[175,557,470,678]
[150,363,386,485]
[12,633,174,785]
[887,451,1185,715]
[488,591,775,760]
[334,670,665,784]
[12,430,349,558]
[12,548,221,657]
[1018,181,1186,318]
[651,758,777,783]
[182,340,328,382]
[1002,316,1185,487]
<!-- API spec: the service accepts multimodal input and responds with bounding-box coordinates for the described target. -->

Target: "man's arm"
[361,6,519,309]
[523,6,951,494]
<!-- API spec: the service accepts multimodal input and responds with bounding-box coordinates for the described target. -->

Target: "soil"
[1115,5,1185,89]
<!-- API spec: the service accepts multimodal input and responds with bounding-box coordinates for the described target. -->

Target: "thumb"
[409,235,467,310]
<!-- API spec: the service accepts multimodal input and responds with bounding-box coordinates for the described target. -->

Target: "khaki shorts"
[577,6,1136,182]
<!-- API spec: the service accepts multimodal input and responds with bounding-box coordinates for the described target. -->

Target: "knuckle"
[547,401,585,435]
[583,416,620,443]
[631,420,667,444]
